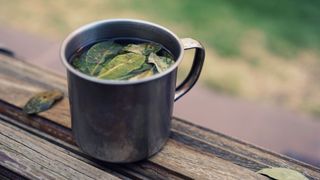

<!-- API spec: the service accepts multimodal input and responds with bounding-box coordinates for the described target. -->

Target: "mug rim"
[60,18,184,85]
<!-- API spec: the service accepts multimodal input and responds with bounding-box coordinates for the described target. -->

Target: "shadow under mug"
[60,19,205,163]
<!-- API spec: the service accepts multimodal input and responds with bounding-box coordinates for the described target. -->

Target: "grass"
[122,0,320,57]
[0,0,320,117]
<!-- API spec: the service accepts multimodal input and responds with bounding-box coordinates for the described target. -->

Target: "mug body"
[61,19,184,162]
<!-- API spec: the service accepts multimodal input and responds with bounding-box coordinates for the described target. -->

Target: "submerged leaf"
[72,53,89,74]
[123,42,161,55]
[117,63,154,80]
[122,44,144,54]
[257,167,308,180]
[117,73,138,80]
[144,43,162,55]
[131,63,153,74]
[162,50,174,60]
[85,41,123,75]
[71,40,175,80]
[86,41,123,63]
[72,56,82,69]
[97,53,145,79]
[129,68,154,80]
[148,52,175,73]
[23,90,64,114]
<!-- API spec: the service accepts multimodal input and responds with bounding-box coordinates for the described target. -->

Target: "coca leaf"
[129,68,154,80]
[148,52,175,73]
[117,73,138,80]
[71,40,175,80]
[257,168,308,180]
[23,90,64,114]
[122,44,144,54]
[97,53,145,79]
[130,63,153,74]
[85,41,123,75]
[144,42,162,55]
[118,63,153,80]
[123,42,161,55]
[162,50,174,60]
[72,53,90,74]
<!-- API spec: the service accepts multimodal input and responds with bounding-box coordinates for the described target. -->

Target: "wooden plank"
[0,55,70,128]
[170,130,268,170]
[0,102,190,179]
[0,55,265,179]
[1,54,319,179]
[0,102,264,180]
[151,140,265,179]
[172,118,320,179]
[1,102,317,180]
[0,118,119,180]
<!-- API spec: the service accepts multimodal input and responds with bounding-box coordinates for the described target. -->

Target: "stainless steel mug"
[60,19,205,162]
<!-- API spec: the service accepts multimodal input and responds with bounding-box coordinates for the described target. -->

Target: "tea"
[70,38,175,80]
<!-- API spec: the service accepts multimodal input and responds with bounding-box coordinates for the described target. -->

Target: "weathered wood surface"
[0,119,119,180]
[0,54,319,179]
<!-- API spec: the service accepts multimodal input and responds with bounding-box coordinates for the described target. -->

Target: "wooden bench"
[0,54,319,179]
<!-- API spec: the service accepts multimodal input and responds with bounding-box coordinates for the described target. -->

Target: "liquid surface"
[70,38,175,80]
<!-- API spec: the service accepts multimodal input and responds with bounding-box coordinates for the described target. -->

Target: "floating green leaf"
[72,53,89,74]
[23,90,64,114]
[97,53,145,79]
[123,42,161,55]
[131,63,153,74]
[117,63,154,80]
[144,43,162,55]
[85,41,123,75]
[129,68,154,80]
[122,44,144,54]
[117,73,138,80]
[148,52,175,73]
[257,167,308,180]
[71,40,175,80]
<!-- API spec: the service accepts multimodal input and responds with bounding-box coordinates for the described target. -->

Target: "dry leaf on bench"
[23,90,64,114]
[257,167,308,180]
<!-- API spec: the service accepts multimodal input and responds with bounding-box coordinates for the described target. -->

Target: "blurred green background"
[1,0,320,117]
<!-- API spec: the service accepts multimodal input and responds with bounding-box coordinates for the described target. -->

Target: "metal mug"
[60,19,205,163]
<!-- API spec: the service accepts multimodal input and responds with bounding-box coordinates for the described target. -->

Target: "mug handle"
[174,38,205,101]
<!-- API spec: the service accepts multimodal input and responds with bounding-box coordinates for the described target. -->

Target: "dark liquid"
[70,38,174,64]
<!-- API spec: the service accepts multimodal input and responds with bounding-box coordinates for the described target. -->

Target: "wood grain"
[0,102,193,180]
[152,140,265,179]
[0,102,266,179]
[0,55,70,128]
[172,119,320,179]
[0,54,319,179]
[0,118,119,180]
